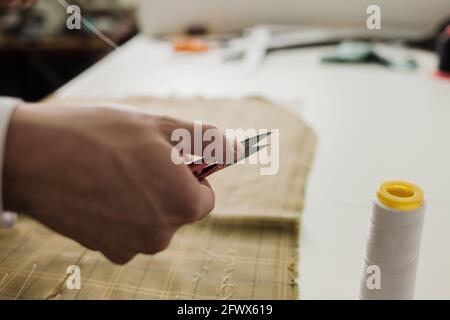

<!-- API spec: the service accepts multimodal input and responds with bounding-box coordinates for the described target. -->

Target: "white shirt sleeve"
[0,97,22,228]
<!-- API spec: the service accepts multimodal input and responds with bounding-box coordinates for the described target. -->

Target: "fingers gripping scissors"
[187,132,271,179]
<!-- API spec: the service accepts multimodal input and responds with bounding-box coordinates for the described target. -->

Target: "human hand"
[3,103,242,264]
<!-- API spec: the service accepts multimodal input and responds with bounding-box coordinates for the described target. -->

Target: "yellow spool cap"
[376,180,424,211]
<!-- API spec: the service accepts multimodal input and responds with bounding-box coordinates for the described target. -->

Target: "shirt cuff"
[0,97,22,228]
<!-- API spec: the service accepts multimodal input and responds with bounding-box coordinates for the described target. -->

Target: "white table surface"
[55,34,450,299]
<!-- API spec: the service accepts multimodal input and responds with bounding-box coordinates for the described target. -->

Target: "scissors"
[187,132,271,179]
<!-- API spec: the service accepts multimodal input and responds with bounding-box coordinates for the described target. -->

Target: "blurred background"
[0,0,449,101]
[1,0,450,300]
[0,0,137,101]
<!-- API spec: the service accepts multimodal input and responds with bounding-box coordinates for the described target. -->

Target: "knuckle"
[158,115,177,129]
[103,250,135,265]
[159,115,176,123]
[207,124,219,131]
[95,105,123,117]
[106,255,130,265]
[145,233,173,254]
[77,238,99,252]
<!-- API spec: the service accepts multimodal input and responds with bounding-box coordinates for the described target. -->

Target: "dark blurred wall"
[0,1,136,101]
[0,51,101,101]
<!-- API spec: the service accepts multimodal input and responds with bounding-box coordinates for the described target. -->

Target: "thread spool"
[436,26,450,79]
[359,180,425,300]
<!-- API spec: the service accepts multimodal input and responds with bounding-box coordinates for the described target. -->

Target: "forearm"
[0,97,22,227]
[2,105,85,216]
[2,104,38,213]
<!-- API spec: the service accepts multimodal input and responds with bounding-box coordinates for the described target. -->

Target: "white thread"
[216,248,235,299]
[280,149,450,217]
[0,273,8,287]
[15,264,37,300]
[222,292,233,300]
[192,272,203,283]
[280,149,369,208]
[192,250,220,283]
[359,199,425,299]
[55,0,118,49]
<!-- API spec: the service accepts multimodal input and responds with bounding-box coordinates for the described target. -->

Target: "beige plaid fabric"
[0,97,316,300]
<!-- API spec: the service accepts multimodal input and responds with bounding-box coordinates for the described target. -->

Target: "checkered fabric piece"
[0,97,315,300]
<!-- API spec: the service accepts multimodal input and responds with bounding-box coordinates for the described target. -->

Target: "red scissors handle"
[186,131,271,179]
[187,162,227,179]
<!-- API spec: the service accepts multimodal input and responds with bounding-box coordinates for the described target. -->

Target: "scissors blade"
[238,144,269,163]
[241,131,272,151]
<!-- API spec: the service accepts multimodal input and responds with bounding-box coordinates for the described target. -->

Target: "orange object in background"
[172,38,210,53]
